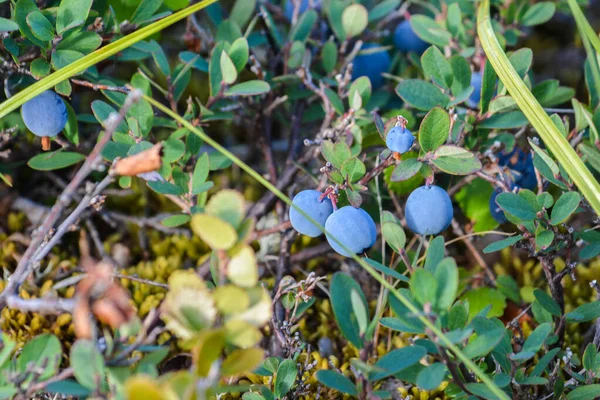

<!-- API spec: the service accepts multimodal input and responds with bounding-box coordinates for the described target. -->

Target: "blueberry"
[489,190,508,223]
[21,90,67,138]
[405,185,453,235]
[498,148,537,190]
[468,71,482,107]
[325,206,377,257]
[386,126,414,154]
[393,20,429,54]
[289,189,333,237]
[351,43,391,89]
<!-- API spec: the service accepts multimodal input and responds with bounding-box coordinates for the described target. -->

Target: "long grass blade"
[477,0,600,215]
[0,0,219,120]
[144,94,510,400]
[567,0,600,55]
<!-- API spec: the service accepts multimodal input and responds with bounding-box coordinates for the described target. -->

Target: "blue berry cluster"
[289,183,454,257]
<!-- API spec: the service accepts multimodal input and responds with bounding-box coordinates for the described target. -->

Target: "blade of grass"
[144,94,510,400]
[477,0,600,215]
[0,0,219,120]
[567,0,600,55]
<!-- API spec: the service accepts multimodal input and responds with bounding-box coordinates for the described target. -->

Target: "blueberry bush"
[2,0,600,399]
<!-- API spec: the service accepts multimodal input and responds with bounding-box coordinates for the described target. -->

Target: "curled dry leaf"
[113,143,163,176]
[73,261,136,339]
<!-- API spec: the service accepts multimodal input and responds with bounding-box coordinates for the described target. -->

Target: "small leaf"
[369,346,426,381]
[381,211,406,253]
[391,158,422,181]
[533,289,561,316]
[228,37,249,73]
[330,273,366,348]
[521,2,556,26]
[416,363,446,391]
[190,214,238,250]
[342,4,368,38]
[434,258,458,310]
[71,339,105,390]
[566,301,600,322]
[161,214,191,227]
[316,370,357,395]
[410,15,451,47]
[567,384,600,400]
[419,107,450,152]
[351,289,368,336]
[348,76,371,110]
[28,151,85,171]
[17,334,61,382]
[225,80,271,97]
[206,189,246,228]
[431,145,482,175]
[528,139,558,176]
[26,11,54,41]
[0,17,19,32]
[341,157,366,182]
[290,9,317,42]
[396,80,450,111]
[496,192,537,220]
[227,245,258,288]
[56,0,93,34]
[222,348,264,376]
[274,359,297,398]
[321,140,351,169]
[483,235,523,254]
[550,191,581,225]
[220,51,238,85]
[421,47,453,89]
[462,328,505,359]
[410,269,437,306]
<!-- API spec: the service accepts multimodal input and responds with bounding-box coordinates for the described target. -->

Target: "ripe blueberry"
[489,190,508,223]
[386,126,414,154]
[498,148,537,190]
[21,90,68,138]
[325,206,377,257]
[393,20,429,54]
[351,43,391,89]
[405,185,453,235]
[289,189,333,237]
[468,71,482,107]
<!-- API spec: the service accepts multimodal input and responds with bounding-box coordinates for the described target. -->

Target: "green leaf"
[290,9,317,42]
[342,4,368,38]
[17,334,61,381]
[56,0,93,34]
[179,51,209,72]
[321,40,337,73]
[416,363,446,391]
[30,58,51,79]
[220,51,237,85]
[46,380,91,397]
[15,0,45,47]
[316,370,357,396]
[483,235,523,254]
[191,214,238,250]
[330,273,366,348]
[478,0,600,218]
[131,0,164,24]
[421,46,453,89]
[348,76,371,110]
[26,11,54,41]
[161,214,191,227]
[57,31,102,53]
[410,15,451,47]
[341,157,366,182]
[225,80,271,97]
[496,192,537,220]
[533,289,561,316]
[583,343,597,372]
[222,348,264,376]
[274,359,297,398]
[463,328,505,359]
[550,191,581,225]
[369,0,401,22]
[419,107,450,153]
[462,288,507,320]
[396,80,450,111]
[431,145,482,175]
[369,346,426,381]
[567,385,600,400]
[535,229,554,250]
[521,2,556,26]
[192,153,210,194]
[162,137,186,163]
[206,189,246,229]
[63,101,79,145]
[230,0,256,28]
[147,180,185,196]
[434,258,458,310]
[521,322,551,354]
[228,37,249,73]
[410,269,437,306]
[321,140,351,169]
[0,17,18,32]
[351,289,368,336]
[28,151,85,171]
[381,211,406,253]
[391,158,422,182]
[51,49,85,71]
[364,258,409,282]
[528,139,559,176]
[566,301,600,322]
[71,339,105,390]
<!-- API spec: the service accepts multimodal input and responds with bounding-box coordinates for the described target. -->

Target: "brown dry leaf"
[113,143,163,176]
